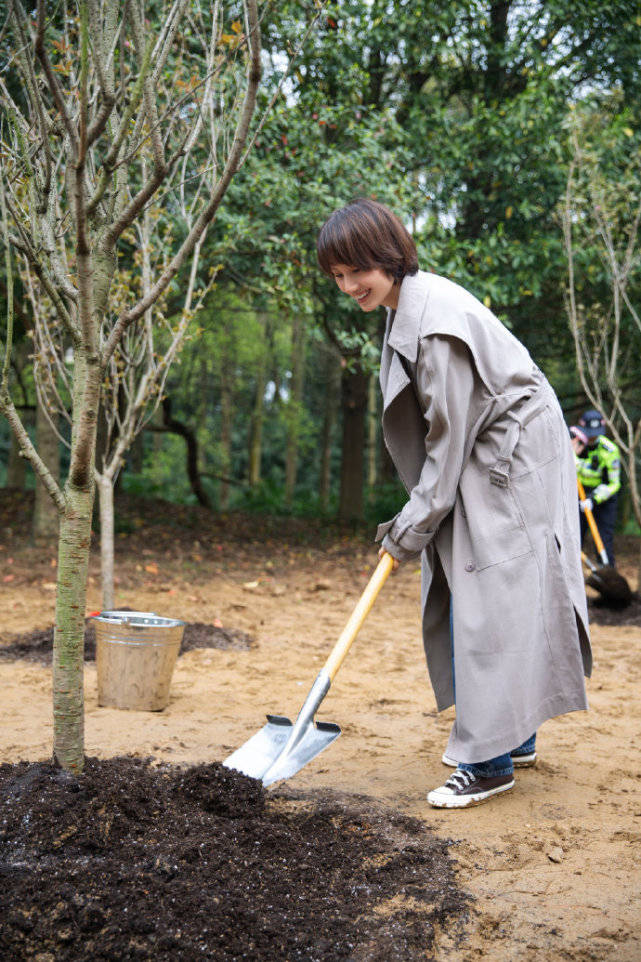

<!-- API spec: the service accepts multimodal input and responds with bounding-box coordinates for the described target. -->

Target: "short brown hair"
[317,198,418,281]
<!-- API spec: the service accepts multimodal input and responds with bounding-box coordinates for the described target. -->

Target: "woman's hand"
[378,546,400,571]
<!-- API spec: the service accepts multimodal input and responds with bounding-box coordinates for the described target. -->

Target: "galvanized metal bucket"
[94,610,185,711]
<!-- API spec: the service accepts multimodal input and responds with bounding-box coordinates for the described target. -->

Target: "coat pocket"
[460,463,533,569]
[472,522,532,570]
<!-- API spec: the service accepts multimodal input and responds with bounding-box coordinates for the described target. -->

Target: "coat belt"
[489,383,550,489]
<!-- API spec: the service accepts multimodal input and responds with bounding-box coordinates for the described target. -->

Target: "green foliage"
[93,1,641,527]
[622,518,641,537]
[560,91,641,502]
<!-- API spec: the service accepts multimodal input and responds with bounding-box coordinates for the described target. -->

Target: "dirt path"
[1,503,640,961]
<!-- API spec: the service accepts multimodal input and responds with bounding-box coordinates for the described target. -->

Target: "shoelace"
[445,769,477,791]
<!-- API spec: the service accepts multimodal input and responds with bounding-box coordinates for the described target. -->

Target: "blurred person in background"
[571,410,621,566]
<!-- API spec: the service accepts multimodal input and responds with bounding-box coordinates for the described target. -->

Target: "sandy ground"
[1,525,640,961]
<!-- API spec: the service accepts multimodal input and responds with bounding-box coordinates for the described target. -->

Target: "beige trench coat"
[376,271,591,764]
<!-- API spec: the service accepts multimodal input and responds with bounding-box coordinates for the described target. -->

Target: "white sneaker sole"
[427,778,514,809]
[441,752,536,769]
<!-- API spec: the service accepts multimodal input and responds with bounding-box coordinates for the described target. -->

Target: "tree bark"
[285,312,306,506]
[96,472,115,610]
[130,433,144,474]
[248,315,269,487]
[338,365,368,522]
[219,368,232,510]
[7,430,27,488]
[52,343,101,770]
[33,396,60,540]
[146,397,211,508]
[319,349,340,511]
[53,480,93,772]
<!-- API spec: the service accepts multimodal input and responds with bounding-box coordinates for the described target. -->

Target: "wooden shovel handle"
[577,478,609,565]
[324,551,395,683]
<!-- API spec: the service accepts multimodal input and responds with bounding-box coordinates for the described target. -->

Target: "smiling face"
[330,264,399,311]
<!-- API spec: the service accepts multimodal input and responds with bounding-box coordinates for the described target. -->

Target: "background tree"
[562,99,641,578]
[213,0,641,519]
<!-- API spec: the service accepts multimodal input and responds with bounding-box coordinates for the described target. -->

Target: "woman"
[317,198,591,809]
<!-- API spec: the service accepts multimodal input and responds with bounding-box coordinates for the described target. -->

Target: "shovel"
[580,550,632,607]
[223,551,395,786]
[578,479,632,607]
[578,478,611,566]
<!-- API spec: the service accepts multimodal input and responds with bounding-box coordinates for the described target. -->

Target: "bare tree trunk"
[53,483,93,772]
[219,368,232,510]
[130,433,144,473]
[150,397,211,508]
[367,372,377,495]
[248,316,269,487]
[338,365,367,522]
[7,430,26,488]
[33,396,60,540]
[96,473,115,610]
[285,312,305,506]
[52,348,101,771]
[379,439,396,485]
[248,374,265,487]
[319,349,340,511]
[2,0,264,773]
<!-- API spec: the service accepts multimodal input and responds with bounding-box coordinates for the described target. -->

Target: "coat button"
[465,561,475,572]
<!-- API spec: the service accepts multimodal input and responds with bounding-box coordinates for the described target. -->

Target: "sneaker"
[428,768,514,809]
[442,750,537,769]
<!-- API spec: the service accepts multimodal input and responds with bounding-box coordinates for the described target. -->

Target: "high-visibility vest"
[575,435,621,504]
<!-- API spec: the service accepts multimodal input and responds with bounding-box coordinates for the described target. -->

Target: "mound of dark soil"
[588,593,641,627]
[0,621,253,664]
[180,622,254,653]
[0,757,469,961]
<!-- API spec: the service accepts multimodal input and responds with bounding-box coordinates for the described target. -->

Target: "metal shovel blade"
[223,713,341,786]
[222,556,395,787]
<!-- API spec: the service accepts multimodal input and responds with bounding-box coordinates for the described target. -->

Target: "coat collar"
[387,271,430,362]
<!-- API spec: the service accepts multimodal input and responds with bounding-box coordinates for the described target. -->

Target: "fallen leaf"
[3,574,15,583]
[145,563,159,575]
[243,580,260,589]
[42,582,57,591]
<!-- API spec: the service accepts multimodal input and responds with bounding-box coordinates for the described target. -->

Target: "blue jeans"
[450,599,536,778]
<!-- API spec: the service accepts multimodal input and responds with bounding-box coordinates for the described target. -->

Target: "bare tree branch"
[102,0,262,364]
[33,0,80,156]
